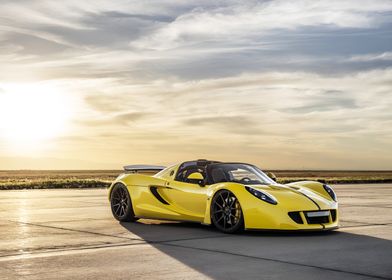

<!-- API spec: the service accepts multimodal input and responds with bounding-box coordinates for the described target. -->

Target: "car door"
[159,179,208,221]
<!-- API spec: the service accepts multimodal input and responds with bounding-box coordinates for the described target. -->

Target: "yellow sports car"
[109,159,338,233]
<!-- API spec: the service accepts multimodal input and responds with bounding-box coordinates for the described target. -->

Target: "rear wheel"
[110,183,137,222]
[211,190,244,233]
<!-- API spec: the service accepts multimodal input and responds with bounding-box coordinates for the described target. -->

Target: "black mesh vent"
[288,212,303,224]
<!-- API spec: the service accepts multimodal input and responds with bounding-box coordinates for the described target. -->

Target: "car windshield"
[207,163,274,185]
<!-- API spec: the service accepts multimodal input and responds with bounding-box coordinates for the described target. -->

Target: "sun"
[0,83,72,150]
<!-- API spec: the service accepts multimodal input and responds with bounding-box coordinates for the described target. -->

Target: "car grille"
[305,215,329,224]
[288,210,336,224]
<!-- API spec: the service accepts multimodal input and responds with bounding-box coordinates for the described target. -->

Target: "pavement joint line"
[342,204,392,209]
[338,196,387,198]
[0,233,231,260]
[341,219,391,224]
[340,223,392,229]
[0,241,149,260]
[340,220,392,226]
[158,242,392,280]
[16,217,112,224]
[25,219,392,235]
[52,217,113,223]
[7,219,228,244]
[0,195,105,200]
[64,199,108,205]
[5,218,391,243]
[7,220,144,242]
[5,219,229,247]
[3,219,227,240]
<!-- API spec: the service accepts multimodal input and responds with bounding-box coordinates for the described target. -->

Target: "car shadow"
[120,220,392,280]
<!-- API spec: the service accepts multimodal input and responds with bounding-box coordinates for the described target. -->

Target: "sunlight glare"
[0,84,72,150]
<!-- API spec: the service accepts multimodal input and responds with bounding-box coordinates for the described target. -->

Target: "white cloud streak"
[349,52,392,62]
[131,0,392,50]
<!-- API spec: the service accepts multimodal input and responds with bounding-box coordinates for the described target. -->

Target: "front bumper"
[244,207,339,231]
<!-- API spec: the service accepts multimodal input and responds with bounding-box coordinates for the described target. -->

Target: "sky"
[0,0,391,170]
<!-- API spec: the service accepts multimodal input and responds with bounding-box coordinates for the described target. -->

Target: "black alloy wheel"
[110,183,137,222]
[211,190,244,233]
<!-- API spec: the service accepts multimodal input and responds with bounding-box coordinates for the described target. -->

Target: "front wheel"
[110,183,137,222]
[211,190,244,233]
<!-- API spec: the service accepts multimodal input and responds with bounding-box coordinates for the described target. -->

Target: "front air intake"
[330,209,337,222]
[288,212,303,224]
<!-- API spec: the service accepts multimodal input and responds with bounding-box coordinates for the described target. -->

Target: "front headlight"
[323,184,337,201]
[245,186,277,205]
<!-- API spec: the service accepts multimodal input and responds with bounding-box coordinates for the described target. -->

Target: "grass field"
[0,170,391,190]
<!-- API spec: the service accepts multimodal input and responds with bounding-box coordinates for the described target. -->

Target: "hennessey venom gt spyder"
[109,159,338,233]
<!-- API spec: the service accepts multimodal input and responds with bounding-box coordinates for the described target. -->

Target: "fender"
[108,173,167,200]
[202,182,247,225]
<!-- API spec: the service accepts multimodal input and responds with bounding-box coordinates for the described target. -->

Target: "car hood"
[247,184,335,211]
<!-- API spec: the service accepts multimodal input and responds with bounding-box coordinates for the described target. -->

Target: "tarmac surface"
[0,184,391,280]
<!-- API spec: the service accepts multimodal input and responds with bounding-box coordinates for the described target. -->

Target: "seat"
[211,168,228,183]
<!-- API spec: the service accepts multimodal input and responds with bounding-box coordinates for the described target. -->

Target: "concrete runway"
[0,184,391,280]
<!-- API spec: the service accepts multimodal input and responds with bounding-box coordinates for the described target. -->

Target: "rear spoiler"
[123,165,166,173]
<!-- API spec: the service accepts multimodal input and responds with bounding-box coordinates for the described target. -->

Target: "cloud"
[0,0,391,85]
[349,52,392,62]
[131,0,392,50]
[183,115,264,135]
[114,112,147,125]
[1,68,392,169]
[84,94,124,113]
[71,69,392,143]
[76,111,149,127]
[284,90,358,113]
[0,1,392,169]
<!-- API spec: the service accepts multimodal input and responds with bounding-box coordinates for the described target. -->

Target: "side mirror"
[186,172,205,186]
[266,172,277,182]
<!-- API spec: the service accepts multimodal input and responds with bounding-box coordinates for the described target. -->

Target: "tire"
[110,183,137,222]
[211,190,244,233]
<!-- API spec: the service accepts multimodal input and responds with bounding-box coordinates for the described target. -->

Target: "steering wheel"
[240,177,252,183]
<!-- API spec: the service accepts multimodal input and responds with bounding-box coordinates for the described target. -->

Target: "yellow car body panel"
[109,161,339,231]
